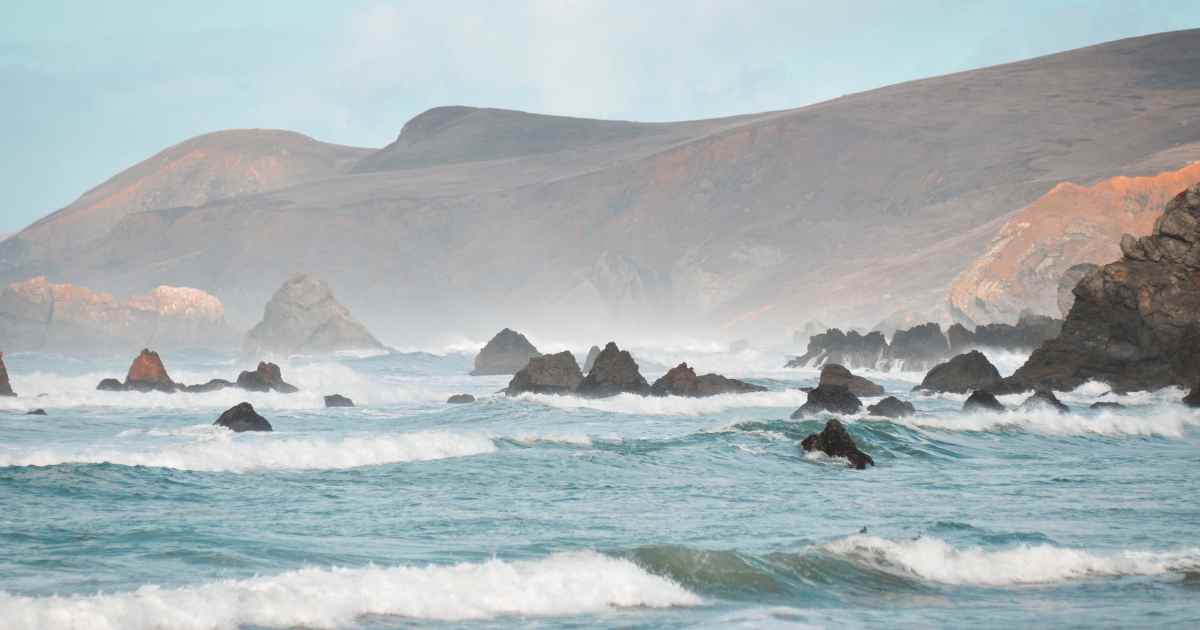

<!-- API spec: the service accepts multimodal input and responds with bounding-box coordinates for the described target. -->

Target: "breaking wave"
[0,551,700,630]
[890,407,1198,438]
[513,390,807,416]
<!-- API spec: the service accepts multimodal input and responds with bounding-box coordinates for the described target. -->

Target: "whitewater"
[1,347,1198,629]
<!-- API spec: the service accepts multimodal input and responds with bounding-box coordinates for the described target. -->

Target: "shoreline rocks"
[650,362,765,397]
[324,394,355,408]
[916,351,1002,394]
[96,350,300,395]
[786,329,887,370]
[243,274,385,358]
[0,352,14,397]
[472,328,540,376]
[214,402,272,432]
[506,351,584,395]
[884,323,949,372]
[124,349,179,393]
[963,390,1005,413]
[1018,389,1069,414]
[867,396,915,418]
[791,384,862,418]
[818,364,883,397]
[576,342,649,398]
[447,394,475,404]
[800,419,874,469]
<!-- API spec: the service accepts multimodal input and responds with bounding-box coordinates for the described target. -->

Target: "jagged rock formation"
[447,394,475,404]
[1006,183,1200,392]
[183,379,235,394]
[791,384,862,419]
[214,402,273,432]
[0,353,14,397]
[582,345,602,374]
[1018,390,1069,414]
[0,277,234,352]
[1059,264,1100,317]
[243,274,385,358]
[884,323,950,372]
[124,349,179,393]
[648,363,766,397]
[236,362,299,393]
[786,329,887,370]
[800,419,874,469]
[916,351,1003,394]
[324,394,355,408]
[867,396,915,418]
[817,364,883,397]
[471,328,540,376]
[963,391,1006,413]
[947,313,1064,354]
[505,351,584,395]
[575,342,649,398]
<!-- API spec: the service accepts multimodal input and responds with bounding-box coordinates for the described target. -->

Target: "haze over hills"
[3,29,1200,346]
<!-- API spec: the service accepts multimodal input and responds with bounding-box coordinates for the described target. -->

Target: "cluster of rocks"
[947,312,1063,354]
[791,364,914,420]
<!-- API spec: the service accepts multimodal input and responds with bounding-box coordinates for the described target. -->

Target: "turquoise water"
[1,348,1198,629]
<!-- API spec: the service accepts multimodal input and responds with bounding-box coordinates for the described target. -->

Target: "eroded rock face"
[506,351,584,395]
[324,394,355,408]
[867,396,915,418]
[946,313,1063,353]
[963,390,1005,413]
[236,362,299,393]
[1059,264,1099,317]
[214,402,272,432]
[0,353,14,397]
[916,351,1003,394]
[791,384,862,419]
[125,349,178,393]
[471,328,540,376]
[787,329,887,370]
[884,323,950,371]
[649,362,765,397]
[243,274,385,358]
[800,419,874,469]
[1006,182,1200,393]
[818,364,884,397]
[575,342,649,398]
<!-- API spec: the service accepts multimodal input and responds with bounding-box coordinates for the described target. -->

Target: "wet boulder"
[324,394,355,407]
[575,342,649,397]
[649,362,766,397]
[916,351,1003,394]
[791,384,862,418]
[471,328,540,376]
[963,390,1005,413]
[506,351,584,395]
[867,396,916,418]
[214,402,272,432]
[800,419,874,469]
[446,394,475,404]
[236,362,299,393]
[0,352,14,397]
[818,364,884,397]
[124,349,179,393]
[1018,389,1069,414]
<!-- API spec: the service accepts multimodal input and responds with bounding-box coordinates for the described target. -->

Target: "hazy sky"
[2,0,1199,232]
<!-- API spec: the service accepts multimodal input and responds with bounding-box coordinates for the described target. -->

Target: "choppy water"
[1,347,1198,629]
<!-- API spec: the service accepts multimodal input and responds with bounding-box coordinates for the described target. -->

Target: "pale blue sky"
[3,0,1199,232]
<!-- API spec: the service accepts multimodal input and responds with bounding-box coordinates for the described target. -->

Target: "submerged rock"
[446,394,476,404]
[243,274,385,358]
[324,394,355,408]
[867,396,916,418]
[916,351,1003,394]
[818,364,884,397]
[800,419,874,469]
[1090,401,1125,410]
[124,349,179,393]
[214,402,272,432]
[506,351,584,395]
[649,363,765,397]
[182,379,235,393]
[791,384,862,419]
[575,342,649,398]
[1018,389,1069,414]
[963,390,1005,413]
[471,328,541,376]
[0,352,14,397]
[582,345,602,374]
[236,362,299,393]
[786,329,887,370]
[26,408,46,416]
[96,378,125,392]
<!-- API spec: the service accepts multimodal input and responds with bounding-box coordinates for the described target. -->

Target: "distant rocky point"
[472,328,540,376]
[243,274,386,358]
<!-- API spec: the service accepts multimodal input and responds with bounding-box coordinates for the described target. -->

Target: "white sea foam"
[514,390,807,416]
[822,534,1200,586]
[0,551,700,630]
[0,431,497,472]
[889,406,1198,438]
[509,433,595,447]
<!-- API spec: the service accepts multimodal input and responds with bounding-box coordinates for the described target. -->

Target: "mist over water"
[1,344,1198,629]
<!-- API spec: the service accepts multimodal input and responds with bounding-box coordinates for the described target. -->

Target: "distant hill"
[4,30,1200,343]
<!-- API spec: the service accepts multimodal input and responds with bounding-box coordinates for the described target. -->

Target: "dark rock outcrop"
[182,379,235,394]
[1184,384,1200,408]
[791,384,862,419]
[124,349,179,393]
[963,390,1005,413]
[236,362,299,394]
[447,394,475,404]
[1059,263,1100,317]
[786,329,887,370]
[946,323,976,355]
[649,362,766,397]
[506,351,584,395]
[818,364,884,397]
[1018,389,1069,414]
[575,342,649,397]
[884,323,950,372]
[26,408,45,416]
[582,345,602,374]
[916,351,1003,394]
[800,419,874,469]
[0,352,14,397]
[867,396,916,418]
[242,274,385,358]
[96,378,124,392]
[471,328,540,376]
[948,313,1064,354]
[324,394,355,407]
[214,402,272,432]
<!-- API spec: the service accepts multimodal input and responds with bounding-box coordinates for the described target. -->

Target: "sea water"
[0,347,1197,629]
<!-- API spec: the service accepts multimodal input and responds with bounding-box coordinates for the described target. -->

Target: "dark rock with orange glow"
[123,349,179,393]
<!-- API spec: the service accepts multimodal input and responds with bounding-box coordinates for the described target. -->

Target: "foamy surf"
[890,406,1198,438]
[514,389,807,416]
[0,551,701,630]
[822,535,1200,586]
[0,431,497,472]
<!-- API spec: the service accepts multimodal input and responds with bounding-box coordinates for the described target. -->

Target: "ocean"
[0,346,1197,629]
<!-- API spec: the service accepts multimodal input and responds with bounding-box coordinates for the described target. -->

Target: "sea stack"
[817,364,884,397]
[236,362,299,393]
[124,349,179,393]
[505,351,584,395]
[801,419,875,469]
[471,328,541,376]
[575,342,649,397]
[791,384,862,419]
[0,352,15,397]
[214,402,273,432]
[649,363,766,397]
[243,274,385,358]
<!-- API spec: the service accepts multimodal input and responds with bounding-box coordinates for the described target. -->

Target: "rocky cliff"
[242,274,385,358]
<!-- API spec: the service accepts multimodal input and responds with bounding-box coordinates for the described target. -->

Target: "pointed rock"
[1018,389,1069,414]
[818,364,884,397]
[575,342,649,398]
[243,274,384,357]
[0,352,14,397]
[236,362,299,393]
[214,402,272,432]
[124,349,178,393]
[800,419,874,469]
[506,351,583,395]
[963,390,1005,413]
[471,328,540,376]
[582,345,602,374]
